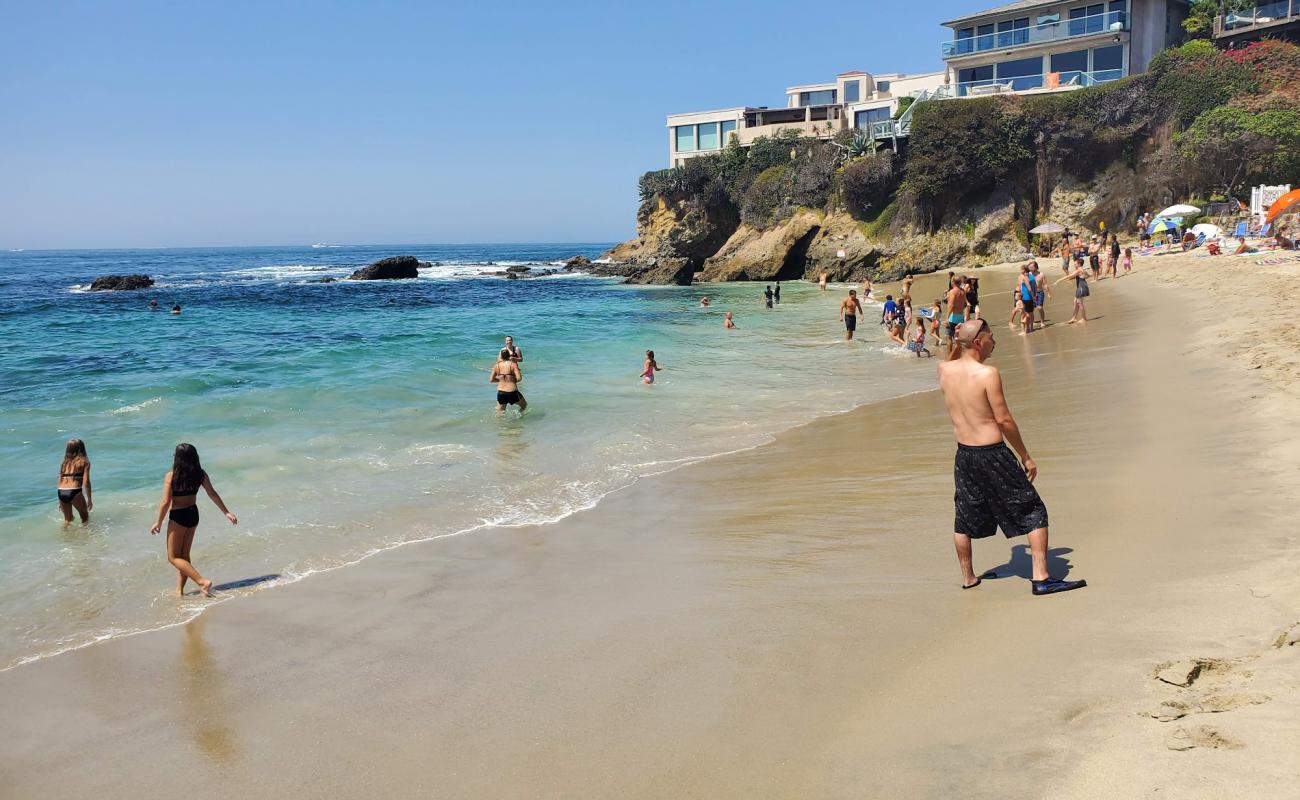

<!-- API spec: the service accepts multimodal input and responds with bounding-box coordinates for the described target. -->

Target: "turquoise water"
[0,244,934,669]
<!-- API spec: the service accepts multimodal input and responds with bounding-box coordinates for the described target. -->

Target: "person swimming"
[171,304,181,315]
[56,438,92,525]
[641,350,662,384]
[148,299,159,310]
[149,443,238,598]
[724,311,736,329]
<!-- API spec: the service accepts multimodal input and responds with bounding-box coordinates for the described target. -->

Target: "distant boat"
[311,243,331,248]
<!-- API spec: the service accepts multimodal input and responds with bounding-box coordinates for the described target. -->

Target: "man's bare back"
[938,357,1007,447]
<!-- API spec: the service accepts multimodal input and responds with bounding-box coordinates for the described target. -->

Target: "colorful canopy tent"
[1265,189,1300,224]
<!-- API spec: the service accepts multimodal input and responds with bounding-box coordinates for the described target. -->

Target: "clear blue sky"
[0,0,974,249]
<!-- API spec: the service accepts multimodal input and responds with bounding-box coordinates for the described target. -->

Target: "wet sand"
[2,258,1298,798]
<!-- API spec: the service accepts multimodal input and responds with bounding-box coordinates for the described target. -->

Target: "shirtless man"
[839,288,863,340]
[503,335,526,405]
[938,319,1086,595]
[943,276,968,355]
[490,349,526,412]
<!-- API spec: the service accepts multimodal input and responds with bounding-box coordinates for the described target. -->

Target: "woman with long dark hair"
[149,443,237,597]
[56,439,93,525]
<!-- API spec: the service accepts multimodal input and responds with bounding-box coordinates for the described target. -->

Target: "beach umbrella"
[1029,222,1066,234]
[1157,203,1201,217]
[1190,223,1221,238]
[1265,188,1300,223]
[1147,218,1177,235]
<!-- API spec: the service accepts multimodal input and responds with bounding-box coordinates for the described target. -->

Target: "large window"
[854,107,890,128]
[877,80,890,92]
[1069,4,1105,35]
[956,27,974,55]
[1108,0,1127,27]
[798,89,837,106]
[674,125,695,153]
[843,80,860,103]
[997,17,1030,47]
[997,55,1044,90]
[976,23,994,51]
[1092,43,1124,78]
[1050,48,1089,80]
[957,64,994,95]
[697,122,719,151]
[720,120,736,144]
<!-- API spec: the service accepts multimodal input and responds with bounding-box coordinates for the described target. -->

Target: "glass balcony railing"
[1220,0,1297,30]
[943,11,1128,58]
[951,69,1124,97]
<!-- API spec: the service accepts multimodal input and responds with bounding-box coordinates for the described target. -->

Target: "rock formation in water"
[349,256,421,280]
[89,274,154,291]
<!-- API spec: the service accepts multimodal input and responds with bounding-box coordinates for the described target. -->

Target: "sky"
[0,0,976,249]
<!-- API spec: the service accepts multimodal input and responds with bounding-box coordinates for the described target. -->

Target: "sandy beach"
[2,251,1298,798]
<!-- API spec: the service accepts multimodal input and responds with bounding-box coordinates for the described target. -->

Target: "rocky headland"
[596,40,1300,285]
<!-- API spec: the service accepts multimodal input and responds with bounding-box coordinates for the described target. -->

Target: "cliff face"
[604,187,1032,285]
[598,194,738,285]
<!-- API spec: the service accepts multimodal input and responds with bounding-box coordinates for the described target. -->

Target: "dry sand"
[1,252,1298,799]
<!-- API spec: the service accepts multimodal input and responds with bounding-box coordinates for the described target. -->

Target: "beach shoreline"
[2,253,1298,797]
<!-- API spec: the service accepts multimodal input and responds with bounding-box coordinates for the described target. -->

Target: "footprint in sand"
[1165,724,1244,752]
[1270,622,1300,649]
[1146,694,1270,722]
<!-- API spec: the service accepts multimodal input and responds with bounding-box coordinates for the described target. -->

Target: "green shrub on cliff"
[1149,40,1256,126]
[741,165,792,228]
[838,151,897,220]
[1177,105,1300,194]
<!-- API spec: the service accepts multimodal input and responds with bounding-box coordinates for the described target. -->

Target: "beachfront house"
[665,70,945,167]
[941,0,1189,96]
[1213,1,1300,48]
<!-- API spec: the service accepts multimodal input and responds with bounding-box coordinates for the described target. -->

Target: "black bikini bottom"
[169,505,199,528]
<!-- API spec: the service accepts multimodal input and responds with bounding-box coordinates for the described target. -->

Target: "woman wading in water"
[150,443,238,597]
[56,439,93,525]
[1054,257,1091,324]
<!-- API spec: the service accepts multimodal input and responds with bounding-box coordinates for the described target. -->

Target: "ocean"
[0,243,936,670]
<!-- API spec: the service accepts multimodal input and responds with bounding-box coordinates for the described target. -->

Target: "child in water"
[929,300,943,346]
[641,350,662,384]
[1122,247,1133,275]
[906,318,931,357]
[724,311,735,329]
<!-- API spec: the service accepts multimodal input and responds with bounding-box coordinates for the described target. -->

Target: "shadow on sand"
[184,574,281,596]
[984,546,1075,581]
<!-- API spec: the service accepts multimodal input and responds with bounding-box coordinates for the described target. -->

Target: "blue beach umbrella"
[1148,218,1179,235]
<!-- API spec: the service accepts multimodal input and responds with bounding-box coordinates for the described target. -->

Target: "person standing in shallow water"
[640,350,663,384]
[840,288,863,340]
[502,335,526,406]
[150,443,238,598]
[763,285,774,309]
[724,311,736,329]
[56,438,92,525]
[774,282,781,304]
[490,349,526,412]
[939,320,1086,596]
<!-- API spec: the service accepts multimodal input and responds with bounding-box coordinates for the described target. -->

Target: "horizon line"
[0,240,622,254]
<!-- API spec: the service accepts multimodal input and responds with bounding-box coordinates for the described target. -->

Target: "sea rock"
[309,277,337,284]
[505,265,531,274]
[349,255,420,280]
[564,255,592,269]
[89,274,154,291]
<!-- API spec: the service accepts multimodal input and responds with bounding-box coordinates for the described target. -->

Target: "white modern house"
[665,70,945,167]
[940,0,1188,95]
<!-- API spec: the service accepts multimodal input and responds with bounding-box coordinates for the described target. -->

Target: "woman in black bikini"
[149,443,238,597]
[56,439,93,525]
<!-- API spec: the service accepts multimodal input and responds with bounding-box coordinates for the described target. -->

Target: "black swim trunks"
[844,314,857,332]
[497,390,520,406]
[953,442,1048,539]
[1021,297,1036,314]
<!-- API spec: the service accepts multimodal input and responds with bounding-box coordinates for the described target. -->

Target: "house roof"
[942,0,1059,27]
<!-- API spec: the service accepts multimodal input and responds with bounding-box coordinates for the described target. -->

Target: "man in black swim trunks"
[839,289,862,340]
[764,285,774,309]
[936,319,1086,595]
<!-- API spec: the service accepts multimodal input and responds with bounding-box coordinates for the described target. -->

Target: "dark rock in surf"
[89,274,154,291]
[309,277,337,283]
[564,255,592,270]
[348,255,420,280]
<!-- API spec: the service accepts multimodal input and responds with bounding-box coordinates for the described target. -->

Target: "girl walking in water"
[56,439,92,525]
[149,443,238,597]
[641,350,663,384]
[1054,257,1091,324]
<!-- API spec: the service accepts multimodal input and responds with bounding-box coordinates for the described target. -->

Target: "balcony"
[943,11,1128,59]
[950,69,1124,97]
[1214,0,1300,38]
